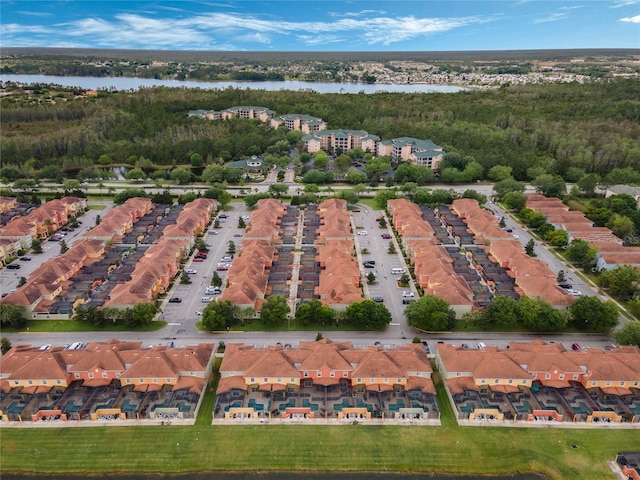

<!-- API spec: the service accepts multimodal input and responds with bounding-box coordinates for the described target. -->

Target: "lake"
[2,473,548,480]
[0,74,464,94]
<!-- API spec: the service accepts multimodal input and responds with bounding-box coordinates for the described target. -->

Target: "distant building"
[302,129,379,155]
[270,114,327,134]
[377,137,445,171]
[188,106,275,123]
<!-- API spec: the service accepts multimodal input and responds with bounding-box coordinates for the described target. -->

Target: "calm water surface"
[0,74,464,94]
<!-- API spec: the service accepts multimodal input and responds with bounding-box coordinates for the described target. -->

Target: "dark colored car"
[19,257,32,261]
[364,263,375,268]
[6,264,21,269]
[168,297,182,303]
[402,298,415,305]
[559,283,572,289]
[381,233,392,239]
[372,296,384,303]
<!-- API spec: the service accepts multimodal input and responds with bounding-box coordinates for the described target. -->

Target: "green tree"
[378,217,387,228]
[227,241,236,254]
[518,296,566,331]
[487,165,513,182]
[346,168,367,184]
[404,295,455,331]
[556,270,567,284]
[606,214,635,241]
[613,321,640,347]
[547,229,568,247]
[502,192,527,211]
[170,167,192,184]
[59,239,69,254]
[238,217,246,228]
[124,168,146,181]
[525,239,536,257]
[334,154,352,175]
[131,302,157,327]
[268,183,288,198]
[13,178,37,192]
[1,337,12,354]
[0,304,27,329]
[259,295,290,326]
[532,174,566,198]
[577,173,601,197]
[566,239,598,270]
[313,151,329,170]
[202,164,225,183]
[180,270,192,284]
[387,243,396,254]
[569,296,619,331]
[295,299,333,326]
[345,300,392,329]
[481,295,519,329]
[493,178,525,200]
[373,189,397,209]
[211,271,222,288]
[202,300,238,330]
[31,238,43,254]
[366,271,377,285]
[599,265,640,300]
[190,152,203,167]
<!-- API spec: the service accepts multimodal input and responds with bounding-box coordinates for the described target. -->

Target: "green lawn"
[2,320,166,334]
[1,420,636,478]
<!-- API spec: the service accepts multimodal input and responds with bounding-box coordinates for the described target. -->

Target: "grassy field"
[2,421,637,478]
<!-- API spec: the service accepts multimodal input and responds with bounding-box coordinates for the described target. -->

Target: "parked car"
[558,283,572,289]
[185,269,198,274]
[196,310,202,316]
[206,286,221,295]
[372,296,384,303]
[401,291,414,298]
[357,230,368,236]
[233,233,243,237]
[571,343,582,351]
[168,297,182,303]
[566,289,582,296]
[216,264,229,271]
[421,341,431,354]
[193,257,204,262]
[19,256,32,261]
[201,296,213,303]
[6,264,21,269]
[221,255,233,262]
[208,230,219,235]
[39,344,51,351]
[364,262,375,268]
[504,228,513,233]
[381,233,392,239]
[477,342,486,350]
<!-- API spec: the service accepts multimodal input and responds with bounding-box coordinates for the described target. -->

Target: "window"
[357,378,362,383]
[532,373,537,379]
[481,379,486,384]
[277,378,282,383]
[383,378,388,383]
[317,372,322,377]
[56,380,61,385]
[74,373,80,379]
[250,378,255,383]
[591,381,597,387]
[88,373,94,379]
[573,374,578,380]
[13,380,18,385]
[330,371,335,377]
[263,378,268,383]
[153,378,158,383]
[397,378,402,384]
[42,380,47,385]
[343,372,348,377]
[166,378,171,383]
[304,372,309,377]
[545,373,551,380]
[559,374,564,380]
[370,378,375,383]
[522,380,527,384]
[635,381,639,387]
[102,373,108,378]
[304,381,312,388]
[508,379,513,384]
[139,378,144,383]
[606,381,611,386]
[620,381,625,386]
[126,378,131,384]
[494,379,499,384]
[28,380,33,385]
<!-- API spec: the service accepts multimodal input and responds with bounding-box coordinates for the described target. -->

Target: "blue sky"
[1,1,639,51]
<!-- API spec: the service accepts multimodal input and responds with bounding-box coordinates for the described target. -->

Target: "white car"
[401,291,414,298]
[185,269,198,274]
[513,234,520,240]
[201,296,213,303]
[208,230,219,235]
[566,289,582,297]
[196,310,202,316]
[357,231,368,236]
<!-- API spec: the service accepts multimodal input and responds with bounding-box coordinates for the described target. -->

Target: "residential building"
[302,129,380,155]
[188,106,275,123]
[377,137,445,170]
[270,114,327,134]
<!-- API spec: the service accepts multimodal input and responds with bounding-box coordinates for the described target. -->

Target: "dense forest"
[1,78,639,183]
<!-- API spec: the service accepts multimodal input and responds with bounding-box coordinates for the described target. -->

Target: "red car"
[193,257,204,262]
[381,233,392,239]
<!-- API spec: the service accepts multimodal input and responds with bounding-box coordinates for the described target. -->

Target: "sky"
[1,1,639,51]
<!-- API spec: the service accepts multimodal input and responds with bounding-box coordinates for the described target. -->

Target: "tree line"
[1,79,639,185]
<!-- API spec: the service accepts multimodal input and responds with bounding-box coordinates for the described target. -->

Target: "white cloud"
[533,12,569,23]
[2,9,494,50]
[620,14,640,22]
[611,0,640,7]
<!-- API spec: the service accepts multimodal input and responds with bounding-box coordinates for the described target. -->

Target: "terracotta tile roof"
[352,350,406,379]
[244,350,300,378]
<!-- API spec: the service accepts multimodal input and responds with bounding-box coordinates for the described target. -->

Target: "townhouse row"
[0,197,217,318]
[526,194,640,272]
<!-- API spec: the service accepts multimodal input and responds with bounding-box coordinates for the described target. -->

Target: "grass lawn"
[1,419,637,478]
[1,320,166,334]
